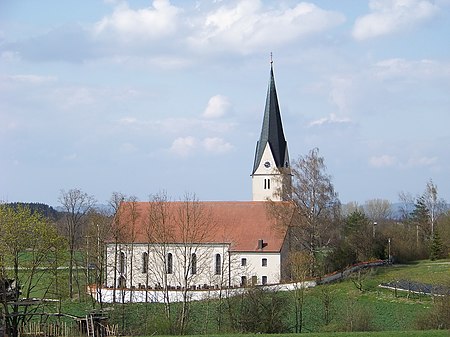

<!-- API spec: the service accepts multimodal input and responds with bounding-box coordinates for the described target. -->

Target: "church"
[104,62,294,292]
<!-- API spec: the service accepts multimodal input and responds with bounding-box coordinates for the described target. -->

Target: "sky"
[1,0,450,207]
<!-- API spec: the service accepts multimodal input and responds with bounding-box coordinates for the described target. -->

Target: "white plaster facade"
[105,242,283,290]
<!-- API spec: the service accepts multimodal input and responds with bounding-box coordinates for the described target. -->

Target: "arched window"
[142,252,148,273]
[215,253,221,275]
[166,253,173,274]
[119,251,126,274]
[191,253,197,275]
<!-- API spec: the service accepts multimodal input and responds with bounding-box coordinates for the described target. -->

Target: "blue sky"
[1,0,450,207]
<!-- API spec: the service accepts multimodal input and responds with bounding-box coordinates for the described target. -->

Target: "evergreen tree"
[429,230,445,261]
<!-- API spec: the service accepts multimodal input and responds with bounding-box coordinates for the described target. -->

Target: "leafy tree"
[429,230,445,261]
[0,204,65,337]
[343,211,373,262]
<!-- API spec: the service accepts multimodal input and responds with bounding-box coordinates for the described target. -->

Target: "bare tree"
[143,192,216,334]
[422,179,447,237]
[145,192,174,330]
[123,196,140,302]
[271,148,341,276]
[108,192,128,304]
[58,188,96,299]
[364,199,393,224]
[173,193,216,334]
[85,208,112,308]
[288,251,313,333]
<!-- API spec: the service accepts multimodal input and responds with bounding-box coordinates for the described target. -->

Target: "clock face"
[264,161,271,168]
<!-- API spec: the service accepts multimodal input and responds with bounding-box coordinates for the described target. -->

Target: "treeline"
[4,202,60,220]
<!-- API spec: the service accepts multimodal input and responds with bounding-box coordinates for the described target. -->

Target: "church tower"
[252,60,291,201]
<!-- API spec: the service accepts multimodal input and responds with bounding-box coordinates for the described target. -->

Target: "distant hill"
[4,202,61,220]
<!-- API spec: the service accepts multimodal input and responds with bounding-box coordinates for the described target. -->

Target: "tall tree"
[422,179,447,237]
[108,191,127,304]
[58,188,96,299]
[144,192,217,334]
[271,148,341,276]
[85,208,112,307]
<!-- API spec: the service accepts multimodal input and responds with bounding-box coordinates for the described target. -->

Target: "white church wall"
[106,243,282,290]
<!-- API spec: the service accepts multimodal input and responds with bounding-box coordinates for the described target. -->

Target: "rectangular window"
[262,258,267,267]
[241,258,247,266]
[262,276,267,285]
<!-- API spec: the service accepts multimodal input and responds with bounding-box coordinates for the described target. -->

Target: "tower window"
[262,258,267,267]
[241,258,247,266]
[264,178,271,190]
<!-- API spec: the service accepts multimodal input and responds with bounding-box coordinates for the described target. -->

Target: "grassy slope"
[151,332,449,337]
[19,259,450,335]
[304,260,450,331]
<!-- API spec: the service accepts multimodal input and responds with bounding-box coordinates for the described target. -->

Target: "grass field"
[14,259,450,335]
[141,332,450,337]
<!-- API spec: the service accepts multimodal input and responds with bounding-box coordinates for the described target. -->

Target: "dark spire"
[252,61,288,174]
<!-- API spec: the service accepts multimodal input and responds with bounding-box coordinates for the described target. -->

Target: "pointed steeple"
[252,62,288,174]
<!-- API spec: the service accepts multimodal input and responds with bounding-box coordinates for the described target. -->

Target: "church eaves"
[252,63,288,174]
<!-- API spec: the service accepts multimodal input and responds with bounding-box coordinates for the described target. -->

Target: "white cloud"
[369,154,438,169]
[6,74,57,84]
[188,0,345,53]
[369,154,397,167]
[309,113,352,127]
[170,136,197,157]
[202,95,231,119]
[118,142,137,154]
[404,155,438,168]
[353,0,438,40]
[1,51,20,62]
[374,58,450,79]
[118,117,138,125]
[94,0,181,42]
[169,136,233,157]
[202,137,233,153]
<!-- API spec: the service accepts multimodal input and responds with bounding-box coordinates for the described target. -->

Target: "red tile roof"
[112,201,288,253]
